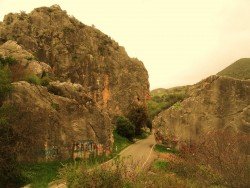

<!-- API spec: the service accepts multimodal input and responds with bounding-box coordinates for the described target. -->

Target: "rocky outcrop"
[7,81,112,162]
[0,5,150,116]
[0,5,150,162]
[153,75,250,148]
[0,40,52,79]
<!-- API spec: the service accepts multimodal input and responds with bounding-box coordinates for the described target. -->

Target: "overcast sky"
[0,0,250,89]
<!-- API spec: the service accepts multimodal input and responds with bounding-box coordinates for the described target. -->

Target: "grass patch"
[25,74,41,85]
[20,132,133,187]
[135,131,150,140]
[153,160,169,171]
[21,160,73,188]
[112,131,132,155]
[154,144,178,154]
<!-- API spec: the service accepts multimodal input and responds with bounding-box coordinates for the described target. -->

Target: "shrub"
[172,130,250,187]
[41,76,51,86]
[0,55,18,66]
[59,157,196,188]
[115,116,135,141]
[127,105,150,136]
[26,74,41,85]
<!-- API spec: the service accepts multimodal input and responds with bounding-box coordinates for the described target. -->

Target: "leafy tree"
[116,116,135,141]
[127,105,150,136]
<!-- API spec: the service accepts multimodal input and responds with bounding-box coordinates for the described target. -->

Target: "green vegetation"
[217,58,250,80]
[26,74,41,85]
[115,116,135,141]
[21,161,70,188]
[0,55,18,66]
[127,105,151,136]
[112,131,132,155]
[26,74,52,86]
[148,86,188,118]
[41,76,52,86]
[153,160,169,171]
[154,144,178,154]
[0,56,16,101]
[59,157,197,188]
[51,102,59,110]
[20,131,132,187]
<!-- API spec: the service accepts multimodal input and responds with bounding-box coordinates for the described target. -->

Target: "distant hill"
[148,86,189,119]
[217,58,250,80]
[151,86,189,97]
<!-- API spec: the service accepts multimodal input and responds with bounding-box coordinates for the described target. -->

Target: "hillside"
[217,58,250,80]
[148,86,189,118]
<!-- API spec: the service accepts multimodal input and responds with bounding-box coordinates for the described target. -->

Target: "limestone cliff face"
[0,5,150,116]
[0,5,150,162]
[7,81,112,162]
[153,75,250,147]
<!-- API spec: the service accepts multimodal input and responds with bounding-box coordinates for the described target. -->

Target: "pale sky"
[0,0,250,89]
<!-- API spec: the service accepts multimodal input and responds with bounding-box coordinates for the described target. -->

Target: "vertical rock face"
[8,81,112,162]
[0,5,150,161]
[0,5,150,116]
[153,75,250,148]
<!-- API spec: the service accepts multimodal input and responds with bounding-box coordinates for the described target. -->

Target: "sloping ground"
[217,58,250,80]
[153,75,250,150]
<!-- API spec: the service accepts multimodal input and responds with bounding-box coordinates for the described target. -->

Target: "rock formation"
[0,5,149,161]
[0,5,150,116]
[153,75,250,149]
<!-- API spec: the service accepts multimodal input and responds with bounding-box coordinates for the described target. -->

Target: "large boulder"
[153,75,250,149]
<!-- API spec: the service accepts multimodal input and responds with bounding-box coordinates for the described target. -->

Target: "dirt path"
[117,133,156,169]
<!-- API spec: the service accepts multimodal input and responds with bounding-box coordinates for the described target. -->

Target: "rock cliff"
[153,75,250,148]
[0,5,149,161]
[0,5,150,116]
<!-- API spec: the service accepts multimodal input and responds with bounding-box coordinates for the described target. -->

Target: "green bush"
[26,75,41,85]
[0,55,18,66]
[41,76,51,86]
[127,105,150,136]
[115,116,135,141]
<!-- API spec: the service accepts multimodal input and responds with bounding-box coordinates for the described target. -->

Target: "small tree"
[127,105,150,136]
[116,116,135,141]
